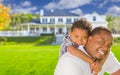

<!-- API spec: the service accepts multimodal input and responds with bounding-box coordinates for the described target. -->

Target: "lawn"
[0,44,120,75]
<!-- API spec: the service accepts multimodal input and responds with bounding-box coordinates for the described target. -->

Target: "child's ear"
[69,31,72,35]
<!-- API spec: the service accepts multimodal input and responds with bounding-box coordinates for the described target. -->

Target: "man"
[54,27,120,75]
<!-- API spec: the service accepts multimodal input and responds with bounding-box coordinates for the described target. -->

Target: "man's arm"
[111,69,120,75]
[103,52,120,75]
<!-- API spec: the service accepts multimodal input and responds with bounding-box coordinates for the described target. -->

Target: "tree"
[10,13,33,30]
[113,17,120,33]
[0,4,11,30]
[106,14,115,31]
[106,14,120,33]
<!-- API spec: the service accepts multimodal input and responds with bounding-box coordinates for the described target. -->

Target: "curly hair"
[71,18,92,36]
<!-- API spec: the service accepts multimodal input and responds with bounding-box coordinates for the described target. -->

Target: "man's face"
[85,31,113,60]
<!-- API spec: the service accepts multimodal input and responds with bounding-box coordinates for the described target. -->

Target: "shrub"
[114,37,120,43]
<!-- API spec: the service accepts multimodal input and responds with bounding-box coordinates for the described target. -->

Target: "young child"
[59,18,109,75]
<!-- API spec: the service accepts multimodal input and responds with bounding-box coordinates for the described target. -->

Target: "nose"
[81,39,87,45]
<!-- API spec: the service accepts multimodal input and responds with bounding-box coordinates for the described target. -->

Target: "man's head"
[70,18,92,45]
[85,26,113,61]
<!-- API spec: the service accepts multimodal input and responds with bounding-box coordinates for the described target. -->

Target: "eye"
[98,41,105,45]
[83,36,88,39]
[75,35,78,38]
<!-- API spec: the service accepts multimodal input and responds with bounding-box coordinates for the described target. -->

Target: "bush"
[0,37,7,45]
[114,37,120,43]
[0,35,54,45]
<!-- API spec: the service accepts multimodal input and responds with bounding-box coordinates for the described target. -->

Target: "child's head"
[69,18,92,46]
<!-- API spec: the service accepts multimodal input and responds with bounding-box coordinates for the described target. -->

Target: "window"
[58,18,63,22]
[43,27,47,32]
[67,27,71,32]
[30,28,34,31]
[50,18,55,23]
[42,18,47,23]
[36,28,39,31]
[66,18,71,23]
[74,18,79,22]
[50,28,54,32]
[93,16,96,21]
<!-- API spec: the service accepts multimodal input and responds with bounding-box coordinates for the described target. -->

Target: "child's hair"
[71,18,92,35]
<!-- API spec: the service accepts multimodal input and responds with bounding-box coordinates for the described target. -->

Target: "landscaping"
[0,36,120,75]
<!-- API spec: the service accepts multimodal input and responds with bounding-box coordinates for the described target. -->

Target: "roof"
[30,19,40,23]
[43,9,79,16]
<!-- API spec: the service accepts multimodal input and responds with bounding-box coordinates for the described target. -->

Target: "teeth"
[98,50,104,55]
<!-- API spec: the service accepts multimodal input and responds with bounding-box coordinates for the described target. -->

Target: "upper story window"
[93,16,96,21]
[50,18,55,23]
[74,18,79,22]
[58,18,63,22]
[66,18,71,23]
[42,18,47,23]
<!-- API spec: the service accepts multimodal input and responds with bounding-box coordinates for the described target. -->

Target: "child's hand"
[90,61,102,74]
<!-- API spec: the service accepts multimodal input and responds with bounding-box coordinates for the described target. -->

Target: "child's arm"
[67,45,103,75]
[67,45,94,64]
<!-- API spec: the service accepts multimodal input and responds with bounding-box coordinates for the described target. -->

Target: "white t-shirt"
[54,46,120,75]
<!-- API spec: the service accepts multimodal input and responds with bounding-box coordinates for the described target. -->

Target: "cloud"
[70,9,83,15]
[111,0,120,2]
[44,0,92,10]
[107,5,120,16]
[44,2,57,10]
[99,0,120,8]
[35,11,40,14]
[99,0,108,8]
[11,6,37,14]
[10,1,37,14]
[22,1,31,7]
[0,0,3,3]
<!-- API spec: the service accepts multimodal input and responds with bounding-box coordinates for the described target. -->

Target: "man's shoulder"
[62,52,88,64]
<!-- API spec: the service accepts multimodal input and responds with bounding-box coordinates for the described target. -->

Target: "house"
[21,9,108,36]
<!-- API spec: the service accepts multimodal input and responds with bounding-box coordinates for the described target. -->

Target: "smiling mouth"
[98,50,105,55]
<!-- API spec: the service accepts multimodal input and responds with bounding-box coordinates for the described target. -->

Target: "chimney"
[40,9,44,16]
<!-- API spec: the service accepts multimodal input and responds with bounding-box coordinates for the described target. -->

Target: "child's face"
[70,28,89,46]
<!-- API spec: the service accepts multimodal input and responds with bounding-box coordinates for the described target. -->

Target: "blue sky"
[1,0,120,16]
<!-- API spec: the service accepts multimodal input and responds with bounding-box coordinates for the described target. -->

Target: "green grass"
[0,44,120,75]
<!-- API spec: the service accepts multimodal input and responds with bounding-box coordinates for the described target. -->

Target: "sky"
[1,0,120,16]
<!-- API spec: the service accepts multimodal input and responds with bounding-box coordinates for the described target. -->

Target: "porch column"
[28,24,30,32]
[21,25,23,31]
[34,26,37,32]
[55,24,57,34]
[64,25,67,34]
[39,25,41,35]
[47,25,50,33]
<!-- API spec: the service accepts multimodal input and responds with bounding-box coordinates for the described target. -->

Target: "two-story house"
[21,9,107,36]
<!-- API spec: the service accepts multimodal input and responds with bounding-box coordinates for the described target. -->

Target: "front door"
[58,28,63,34]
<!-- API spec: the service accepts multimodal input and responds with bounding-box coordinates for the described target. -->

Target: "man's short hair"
[71,18,92,36]
[91,26,112,36]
